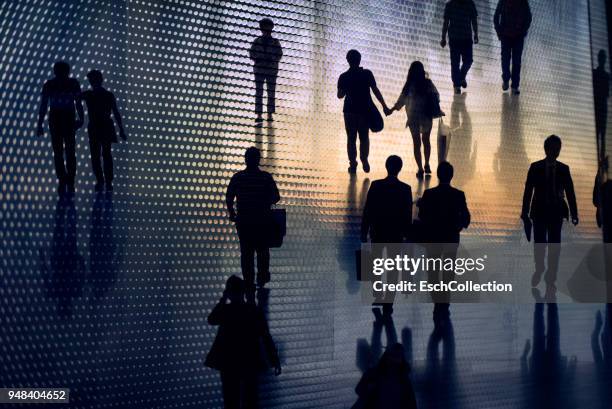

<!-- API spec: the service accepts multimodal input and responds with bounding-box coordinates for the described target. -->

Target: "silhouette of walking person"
[250,18,282,123]
[361,156,413,316]
[494,0,532,94]
[441,0,479,95]
[353,343,417,409]
[227,147,280,300]
[593,50,610,153]
[338,49,390,174]
[521,135,578,293]
[417,162,470,327]
[37,61,84,194]
[388,61,443,179]
[205,275,281,409]
[81,70,127,192]
[594,158,612,243]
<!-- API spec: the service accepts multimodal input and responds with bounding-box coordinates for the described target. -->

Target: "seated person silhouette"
[338,49,389,174]
[249,18,283,123]
[521,135,578,292]
[417,162,470,326]
[226,147,280,298]
[361,156,413,317]
[37,61,84,194]
[81,70,127,192]
[353,343,417,409]
[205,275,281,409]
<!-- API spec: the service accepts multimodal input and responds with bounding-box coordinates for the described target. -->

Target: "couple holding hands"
[338,50,443,178]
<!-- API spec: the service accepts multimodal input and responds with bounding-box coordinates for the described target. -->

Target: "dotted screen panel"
[1,1,611,408]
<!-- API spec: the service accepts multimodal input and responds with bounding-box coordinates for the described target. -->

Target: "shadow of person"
[89,192,120,300]
[40,196,86,318]
[593,50,610,156]
[205,275,281,408]
[592,306,612,408]
[255,122,277,168]
[338,176,370,294]
[356,309,399,373]
[494,93,529,200]
[421,318,462,409]
[521,300,577,409]
[447,93,477,188]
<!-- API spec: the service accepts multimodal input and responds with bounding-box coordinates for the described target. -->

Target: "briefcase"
[268,208,286,248]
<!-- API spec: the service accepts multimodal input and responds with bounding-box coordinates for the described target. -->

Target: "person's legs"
[544,218,563,287]
[89,138,104,185]
[511,37,525,89]
[50,126,67,186]
[500,38,512,85]
[255,244,271,287]
[266,71,277,116]
[254,71,265,118]
[220,371,240,409]
[459,41,474,84]
[449,44,462,88]
[409,123,423,172]
[357,116,370,171]
[242,371,259,409]
[533,219,547,284]
[101,142,114,186]
[421,119,433,169]
[238,223,257,290]
[344,113,358,170]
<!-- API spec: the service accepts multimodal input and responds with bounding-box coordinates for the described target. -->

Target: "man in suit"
[522,135,578,291]
[250,18,283,123]
[361,155,413,316]
[418,161,470,326]
[227,147,280,300]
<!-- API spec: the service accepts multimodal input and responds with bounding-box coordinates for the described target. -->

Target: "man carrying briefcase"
[227,147,281,298]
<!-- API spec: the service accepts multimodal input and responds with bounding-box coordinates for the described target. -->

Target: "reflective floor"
[1,0,612,408]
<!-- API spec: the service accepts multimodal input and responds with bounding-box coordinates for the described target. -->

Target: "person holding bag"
[387,61,443,179]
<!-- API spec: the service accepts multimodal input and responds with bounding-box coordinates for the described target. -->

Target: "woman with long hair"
[388,61,442,179]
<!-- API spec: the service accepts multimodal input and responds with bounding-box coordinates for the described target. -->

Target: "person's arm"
[274,39,283,62]
[565,167,579,225]
[269,174,280,205]
[337,75,346,99]
[361,185,373,242]
[525,1,532,34]
[441,4,449,47]
[471,1,479,43]
[404,187,413,241]
[226,175,238,222]
[594,174,602,228]
[74,81,84,129]
[417,191,429,224]
[460,191,471,229]
[249,39,258,61]
[369,72,388,111]
[37,84,49,136]
[111,93,127,140]
[521,164,535,220]
[493,0,503,36]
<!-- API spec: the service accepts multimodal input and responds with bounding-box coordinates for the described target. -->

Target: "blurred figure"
[361,156,413,316]
[205,276,281,409]
[521,135,578,291]
[250,18,283,123]
[494,0,532,94]
[338,49,390,174]
[226,147,280,298]
[81,70,127,192]
[389,61,442,179]
[593,50,610,153]
[594,157,612,243]
[441,0,479,94]
[418,162,470,326]
[353,343,417,409]
[37,61,84,194]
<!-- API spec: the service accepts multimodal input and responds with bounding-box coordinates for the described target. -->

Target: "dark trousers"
[49,115,76,185]
[237,221,270,289]
[449,40,473,87]
[220,370,258,409]
[344,113,369,167]
[501,36,525,88]
[533,217,563,284]
[89,138,113,184]
[254,69,278,116]
[427,243,459,321]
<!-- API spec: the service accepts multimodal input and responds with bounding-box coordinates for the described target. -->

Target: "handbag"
[267,208,286,248]
[367,99,384,133]
[437,118,452,163]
